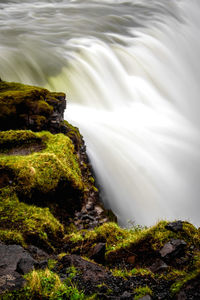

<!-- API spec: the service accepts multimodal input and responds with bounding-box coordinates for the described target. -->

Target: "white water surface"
[0,0,200,226]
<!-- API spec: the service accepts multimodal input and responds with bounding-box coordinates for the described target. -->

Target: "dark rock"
[120,291,132,299]
[159,239,187,262]
[0,244,34,293]
[0,244,33,275]
[150,259,168,273]
[138,296,152,300]
[16,257,36,275]
[55,254,109,283]
[165,221,183,232]
[90,243,106,264]
[0,272,25,294]
[28,245,49,260]
[81,214,95,221]
[35,260,48,270]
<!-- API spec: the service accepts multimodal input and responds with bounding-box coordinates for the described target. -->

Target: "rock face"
[0,80,111,250]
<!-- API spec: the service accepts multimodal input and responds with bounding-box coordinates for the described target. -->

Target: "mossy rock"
[0,187,64,251]
[0,130,84,196]
[106,221,200,264]
[64,221,200,268]
[0,80,65,131]
[0,129,88,250]
[2,268,85,299]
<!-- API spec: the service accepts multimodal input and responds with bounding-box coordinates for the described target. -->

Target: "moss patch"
[2,268,85,300]
[0,130,84,197]
[0,187,64,251]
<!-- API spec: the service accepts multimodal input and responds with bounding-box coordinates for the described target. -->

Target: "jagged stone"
[165,221,183,233]
[159,239,187,262]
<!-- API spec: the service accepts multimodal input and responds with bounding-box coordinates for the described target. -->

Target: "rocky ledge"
[0,80,200,299]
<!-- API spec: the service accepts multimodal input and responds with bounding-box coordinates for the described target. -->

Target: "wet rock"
[90,243,106,264]
[150,259,168,273]
[159,239,187,262]
[165,221,183,233]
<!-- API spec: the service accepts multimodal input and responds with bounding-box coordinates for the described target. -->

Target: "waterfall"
[0,0,200,226]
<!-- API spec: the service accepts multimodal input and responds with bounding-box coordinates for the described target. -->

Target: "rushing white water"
[0,0,200,226]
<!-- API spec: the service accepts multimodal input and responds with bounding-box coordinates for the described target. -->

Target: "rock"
[159,239,187,262]
[150,259,168,272]
[55,254,109,283]
[177,291,187,300]
[0,244,33,275]
[176,273,200,300]
[0,272,25,294]
[0,244,35,293]
[35,260,48,270]
[28,245,49,260]
[165,221,183,232]
[16,257,36,275]
[138,296,152,300]
[90,243,106,264]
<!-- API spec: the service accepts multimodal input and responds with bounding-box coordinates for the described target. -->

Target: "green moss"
[170,269,200,296]
[0,130,43,150]
[134,286,152,300]
[131,268,154,277]
[0,130,84,195]
[2,268,85,300]
[47,259,57,270]
[106,220,200,262]
[0,187,64,251]
[65,222,130,255]
[0,229,26,247]
[111,268,131,279]
[0,129,86,250]
[62,120,82,141]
